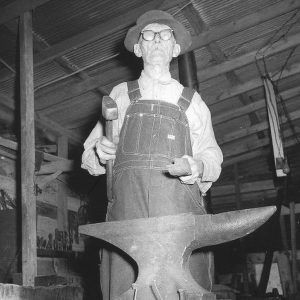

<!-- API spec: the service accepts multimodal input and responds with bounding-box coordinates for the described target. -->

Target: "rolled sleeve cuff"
[81,147,106,176]
[201,157,222,182]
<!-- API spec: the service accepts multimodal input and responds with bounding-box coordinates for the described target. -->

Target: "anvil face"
[79,206,275,300]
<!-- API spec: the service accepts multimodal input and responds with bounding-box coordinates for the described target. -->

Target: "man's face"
[134,23,180,66]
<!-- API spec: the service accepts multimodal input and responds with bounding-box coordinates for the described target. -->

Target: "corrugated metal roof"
[192,0,281,27]
[34,61,68,87]
[0,77,14,96]
[33,0,144,45]
[0,25,17,68]
[216,11,300,58]
[234,47,300,82]
[62,28,128,69]
[0,0,12,7]
[167,5,195,35]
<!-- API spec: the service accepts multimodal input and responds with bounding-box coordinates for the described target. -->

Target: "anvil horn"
[195,206,277,247]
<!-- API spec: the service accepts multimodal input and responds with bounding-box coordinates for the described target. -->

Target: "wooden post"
[178,51,199,90]
[19,11,37,286]
[57,136,68,232]
[289,200,298,293]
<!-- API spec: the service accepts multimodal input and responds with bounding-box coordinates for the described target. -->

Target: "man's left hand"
[166,155,204,184]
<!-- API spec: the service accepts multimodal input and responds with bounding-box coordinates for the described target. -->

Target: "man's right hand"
[95,136,116,162]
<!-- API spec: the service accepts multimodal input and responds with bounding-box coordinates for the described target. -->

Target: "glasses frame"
[140,29,174,42]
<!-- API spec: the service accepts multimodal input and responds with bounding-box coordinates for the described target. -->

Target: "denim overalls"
[102,80,212,299]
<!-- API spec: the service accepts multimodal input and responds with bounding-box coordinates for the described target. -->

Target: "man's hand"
[166,155,204,184]
[95,136,116,162]
[166,157,192,177]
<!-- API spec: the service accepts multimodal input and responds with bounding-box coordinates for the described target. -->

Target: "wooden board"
[0,283,83,300]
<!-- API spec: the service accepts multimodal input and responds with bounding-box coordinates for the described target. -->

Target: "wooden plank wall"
[0,156,84,283]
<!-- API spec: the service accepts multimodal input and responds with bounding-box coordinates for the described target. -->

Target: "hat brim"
[124,18,192,54]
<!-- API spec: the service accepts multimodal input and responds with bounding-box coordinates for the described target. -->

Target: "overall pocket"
[121,114,142,154]
[149,115,175,158]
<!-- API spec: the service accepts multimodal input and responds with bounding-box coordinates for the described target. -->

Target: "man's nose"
[154,32,161,43]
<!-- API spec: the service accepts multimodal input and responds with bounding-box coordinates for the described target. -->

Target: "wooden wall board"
[0,210,18,283]
[0,283,83,300]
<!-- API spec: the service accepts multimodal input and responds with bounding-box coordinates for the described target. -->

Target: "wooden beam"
[206,62,300,106]
[223,148,270,167]
[0,92,14,110]
[37,160,75,174]
[183,3,264,138]
[35,58,300,114]
[190,0,300,51]
[0,91,82,144]
[0,0,185,87]
[35,65,130,111]
[0,136,74,165]
[0,0,52,25]
[213,86,300,125]
[212,196,277,212]
[0,36,83,145]
[0,104,14,125]
[212,179,275,197]
[31,0,300,68]
[35,113,82,144]
[3,21,108,97]
[0,56,16,74]
[223,136,299,167]
[222,127,300,159]
[218,109,300,145]
[19,11,36,286]
[197,32,300,82]
[57,136,68,232]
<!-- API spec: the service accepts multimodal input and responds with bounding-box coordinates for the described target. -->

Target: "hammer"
[102,96,118,202]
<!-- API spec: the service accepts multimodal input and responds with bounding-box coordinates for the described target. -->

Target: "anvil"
[79,206,276,299]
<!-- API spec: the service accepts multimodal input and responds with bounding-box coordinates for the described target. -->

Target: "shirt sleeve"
[186,92,223,193]
[81,121,105,175]
[81,83,128,175]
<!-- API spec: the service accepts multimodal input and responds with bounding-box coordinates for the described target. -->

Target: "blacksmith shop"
[0,0,299,299]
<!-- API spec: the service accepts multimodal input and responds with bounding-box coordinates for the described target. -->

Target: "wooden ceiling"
[0,0,300,212]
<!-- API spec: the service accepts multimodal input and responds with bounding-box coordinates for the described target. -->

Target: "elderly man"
[82,10,223,299]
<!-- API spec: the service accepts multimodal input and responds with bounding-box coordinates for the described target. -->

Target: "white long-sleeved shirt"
[82,71,223,193]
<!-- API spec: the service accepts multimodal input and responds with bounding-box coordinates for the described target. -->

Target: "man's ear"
[134,44,142,57]
[172,44,181,58]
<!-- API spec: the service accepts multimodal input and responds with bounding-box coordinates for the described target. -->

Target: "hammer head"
[102,96,118,121]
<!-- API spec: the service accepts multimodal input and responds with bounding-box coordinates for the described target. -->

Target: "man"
[82,10,223,299]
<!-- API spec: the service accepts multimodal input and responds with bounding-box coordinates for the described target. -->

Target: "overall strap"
[177,87,195,112]
[127,80,141,102]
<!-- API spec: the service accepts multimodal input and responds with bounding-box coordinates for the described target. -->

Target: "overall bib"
[101,81,212,299]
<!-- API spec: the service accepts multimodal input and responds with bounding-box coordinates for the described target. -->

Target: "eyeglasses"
[140,29,174,41]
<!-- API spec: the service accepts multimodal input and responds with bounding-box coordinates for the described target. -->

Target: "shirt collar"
[139,70,172,90]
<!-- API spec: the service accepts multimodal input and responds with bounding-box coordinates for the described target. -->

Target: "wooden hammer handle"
[106,120,114,202]
[102,96,118,203]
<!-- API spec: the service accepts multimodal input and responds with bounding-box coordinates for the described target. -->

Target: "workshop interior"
[0,0,300,299]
